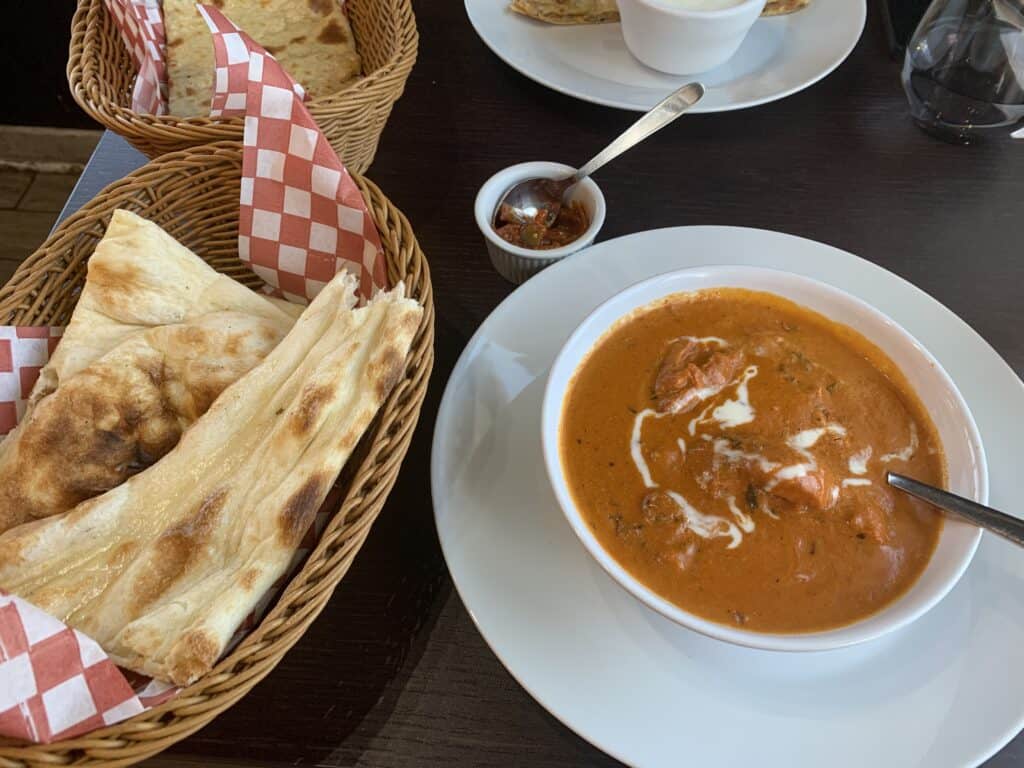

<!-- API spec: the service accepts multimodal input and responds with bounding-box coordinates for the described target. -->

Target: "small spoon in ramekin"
[493,81,705,232]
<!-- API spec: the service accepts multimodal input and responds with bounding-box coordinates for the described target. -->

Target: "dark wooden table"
[57,1,1024,765]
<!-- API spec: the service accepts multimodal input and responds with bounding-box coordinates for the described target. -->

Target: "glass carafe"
[902,0,1024,143]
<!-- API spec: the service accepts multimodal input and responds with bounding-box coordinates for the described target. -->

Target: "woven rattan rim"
[0,141,434,768]
[66,0,418,172]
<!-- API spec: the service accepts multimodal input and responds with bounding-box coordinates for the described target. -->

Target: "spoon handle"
[572,82,706,184]
[887,472,1024,548]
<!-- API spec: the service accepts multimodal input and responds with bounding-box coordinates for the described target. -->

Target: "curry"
[560,288,945,633]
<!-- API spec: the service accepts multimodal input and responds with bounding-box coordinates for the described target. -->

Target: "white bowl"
[541,265,987,652]
[617,0,768,75]
[474,161,606,285]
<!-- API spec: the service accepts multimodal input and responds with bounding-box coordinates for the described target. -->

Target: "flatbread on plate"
[508,0,810,23]
[762,0,810,14]
[510,0,620,24]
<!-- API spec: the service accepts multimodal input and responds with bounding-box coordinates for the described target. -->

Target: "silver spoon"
[493,81,706,230]
[887,472,1024,547]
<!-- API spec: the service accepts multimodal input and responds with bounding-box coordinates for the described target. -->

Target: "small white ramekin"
[617,0,768,75]
[474,161,606,285]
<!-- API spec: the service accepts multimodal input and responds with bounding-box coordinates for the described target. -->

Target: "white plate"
[431,227,1024,768]
[464,0,866,111]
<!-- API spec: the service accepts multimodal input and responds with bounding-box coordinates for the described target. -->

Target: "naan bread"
[30,209,296,405]
[165,0,362,117]
[0,311,290,533]
[0,271,422,685]
[510,0,620,24]
[0,209,298,532]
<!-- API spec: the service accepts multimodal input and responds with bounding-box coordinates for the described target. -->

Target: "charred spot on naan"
[240,567,262,591]
[14,376,181,518]
[308,0,334,15]
[130,489,228,614]
[167,628,221,686]
[318,19,349,44]
[370,344,406,401]
[86,257,144,311]
[289,382,337,437]
[279,474,329,547]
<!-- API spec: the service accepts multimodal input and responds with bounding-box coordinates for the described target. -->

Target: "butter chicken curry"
[560,288,945,633]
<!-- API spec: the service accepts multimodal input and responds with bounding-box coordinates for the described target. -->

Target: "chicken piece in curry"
[560,288,945,633]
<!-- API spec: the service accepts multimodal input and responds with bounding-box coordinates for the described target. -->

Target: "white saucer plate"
[464,0,867,112]
[431,226,1024,768]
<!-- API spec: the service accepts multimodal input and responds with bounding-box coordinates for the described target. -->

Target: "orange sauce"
[560,288,945,633]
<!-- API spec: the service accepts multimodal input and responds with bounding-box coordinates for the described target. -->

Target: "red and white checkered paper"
[0,592,174,743]
[103,0,167,115]
[0,327,62,436]
[198,4,385,303]
[0,3,385,744]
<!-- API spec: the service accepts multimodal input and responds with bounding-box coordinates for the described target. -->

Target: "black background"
[2,2,98,128]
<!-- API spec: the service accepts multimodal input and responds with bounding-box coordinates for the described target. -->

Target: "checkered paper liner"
[0,327,62,436]
[103,0,167,115]
[198,4,386,302]
[0,593,174,743]
[0,4,385,743]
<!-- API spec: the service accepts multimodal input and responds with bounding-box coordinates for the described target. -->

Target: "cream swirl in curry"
[560,288,945,633]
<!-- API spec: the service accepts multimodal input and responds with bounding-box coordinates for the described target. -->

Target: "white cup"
[617,0,768,75]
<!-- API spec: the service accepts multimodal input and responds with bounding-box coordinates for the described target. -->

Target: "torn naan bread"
[0,311,291,533]
[0,271,422,686]
[510,0,620,24]
[0,209,298,532]
[165,0,362,117]
[30,209,297,406]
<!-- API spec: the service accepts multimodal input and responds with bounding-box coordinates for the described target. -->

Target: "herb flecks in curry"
[560,288,945,634]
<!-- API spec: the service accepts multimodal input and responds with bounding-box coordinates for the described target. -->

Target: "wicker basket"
[67,0,417,173]
[0,142,434,768]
